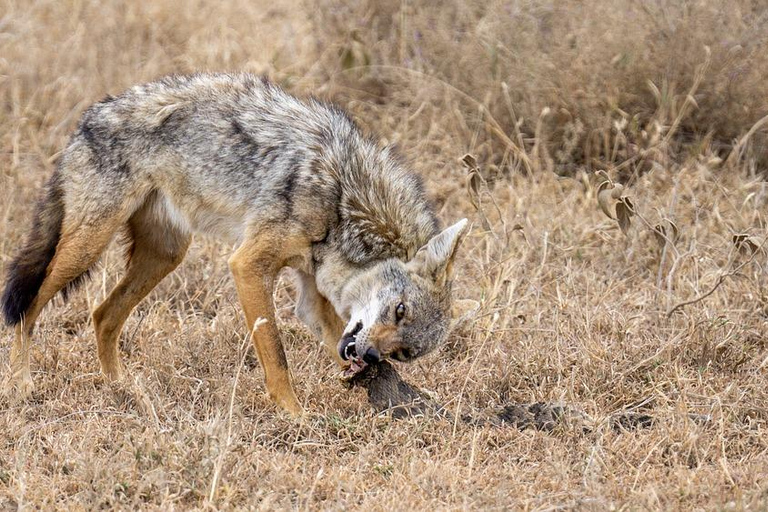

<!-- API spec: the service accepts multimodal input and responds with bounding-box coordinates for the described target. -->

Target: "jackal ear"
[408,218,469,285]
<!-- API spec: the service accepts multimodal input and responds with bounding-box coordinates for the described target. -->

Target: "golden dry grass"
[1,0,767,509]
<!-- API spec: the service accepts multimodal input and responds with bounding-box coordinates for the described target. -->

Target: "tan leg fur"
[92,210,190,381]
[8,219,120,396]
[229,227,308,416]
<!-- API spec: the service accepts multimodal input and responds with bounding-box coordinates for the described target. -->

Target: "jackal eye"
[395,302,406,323]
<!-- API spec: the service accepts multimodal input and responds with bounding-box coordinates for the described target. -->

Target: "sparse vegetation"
[1,0,767,509]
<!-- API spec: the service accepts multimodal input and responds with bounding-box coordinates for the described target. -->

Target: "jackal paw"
[272,393,304,417]
[100,361,124,382]
[3,370,35,400]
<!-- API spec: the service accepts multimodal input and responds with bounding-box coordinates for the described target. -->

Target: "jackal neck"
[318,135,439,266]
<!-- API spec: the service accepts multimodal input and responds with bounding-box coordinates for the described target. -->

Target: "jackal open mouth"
[339,322,368,378]
[343,346,368,377]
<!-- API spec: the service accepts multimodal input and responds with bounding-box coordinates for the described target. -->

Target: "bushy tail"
[2,172,87,326]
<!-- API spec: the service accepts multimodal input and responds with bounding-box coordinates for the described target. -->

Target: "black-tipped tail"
[2,172,87,326]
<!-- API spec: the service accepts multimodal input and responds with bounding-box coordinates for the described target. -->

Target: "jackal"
[2,73,471,414]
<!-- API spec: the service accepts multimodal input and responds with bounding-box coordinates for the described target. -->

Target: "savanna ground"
[1,0,767,509]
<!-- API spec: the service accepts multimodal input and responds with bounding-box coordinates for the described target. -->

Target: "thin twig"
[20,410,139,439]
[666,236,766,317]
[452,312,498,437]
[208,317,266,504]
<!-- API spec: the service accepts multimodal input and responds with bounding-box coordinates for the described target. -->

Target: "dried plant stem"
[208,317,267,504]
[340,64,535,172]
[726,113,768,168]
[667,236,766,317]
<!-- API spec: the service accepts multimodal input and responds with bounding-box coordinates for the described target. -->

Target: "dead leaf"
[465,170,481,210]
[510,223,526,241]
[615,197,634,235]
[461,154,483,211]
[596,180,624,220]
[653,220,680,248]
[597,181,615,219]
[733,234,759,255]
[461,154,478,169]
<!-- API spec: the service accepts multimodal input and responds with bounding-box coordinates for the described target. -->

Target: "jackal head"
[338,219,474,375]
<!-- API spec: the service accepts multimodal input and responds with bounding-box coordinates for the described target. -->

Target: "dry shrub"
[310,0,768,176]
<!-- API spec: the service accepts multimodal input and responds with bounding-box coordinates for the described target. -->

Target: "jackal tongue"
[343,355,368,378]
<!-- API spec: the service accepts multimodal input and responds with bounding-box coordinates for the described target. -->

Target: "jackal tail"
[2,173,91,325]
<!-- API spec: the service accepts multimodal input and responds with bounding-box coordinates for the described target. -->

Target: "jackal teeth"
[343,340,357,360]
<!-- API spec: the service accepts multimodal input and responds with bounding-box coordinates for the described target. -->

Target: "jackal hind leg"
[229,229,306,416]
[293,270,346,367]
[92,197,190,381]
[8,220,120,397]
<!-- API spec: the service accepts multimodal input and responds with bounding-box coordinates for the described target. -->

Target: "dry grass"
[1,0,767,509]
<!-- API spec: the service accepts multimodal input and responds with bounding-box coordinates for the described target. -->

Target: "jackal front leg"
[229,236,302,416]
[293,270,346,366]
